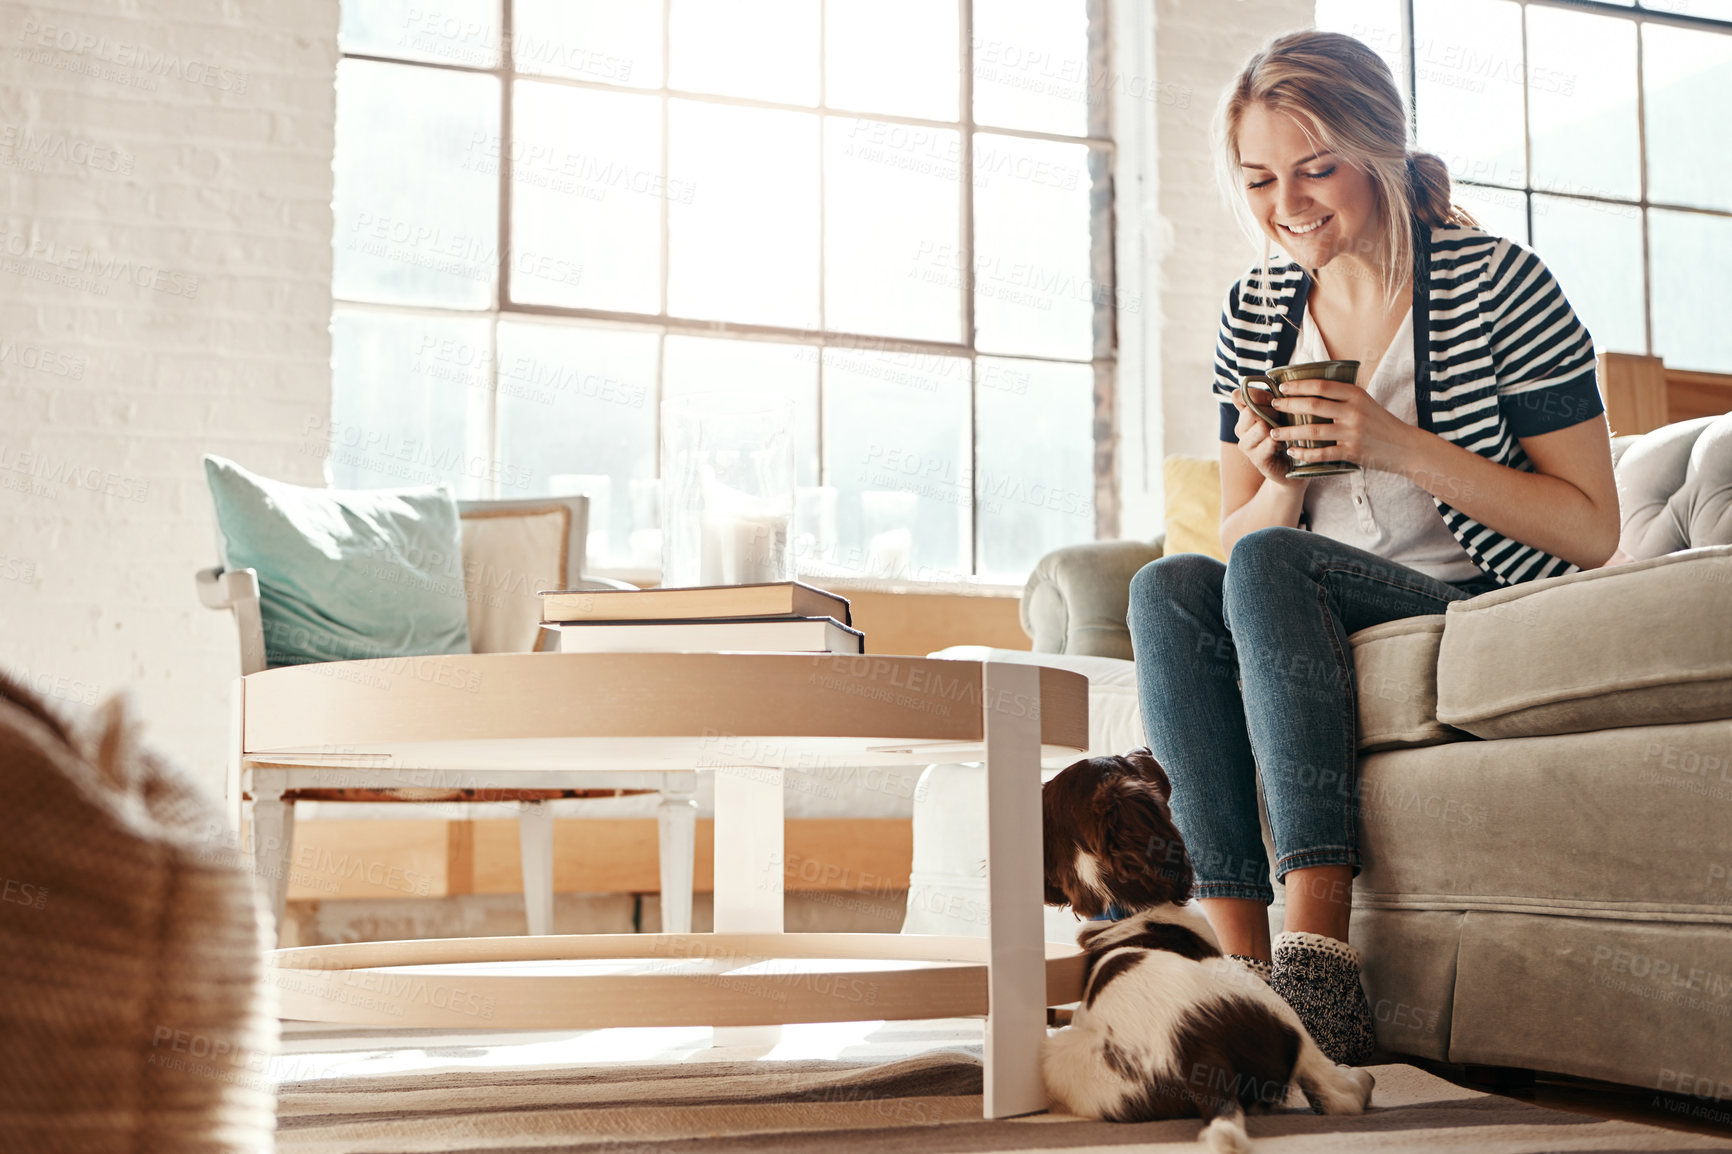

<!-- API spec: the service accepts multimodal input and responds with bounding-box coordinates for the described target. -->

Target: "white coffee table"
[246,651,1090,1118]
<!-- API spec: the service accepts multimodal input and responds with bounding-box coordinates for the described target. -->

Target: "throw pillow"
[202,455,471,667]
[1163,455,1226,561]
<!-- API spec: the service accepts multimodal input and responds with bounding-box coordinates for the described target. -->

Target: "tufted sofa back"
[1614,413,1732,559]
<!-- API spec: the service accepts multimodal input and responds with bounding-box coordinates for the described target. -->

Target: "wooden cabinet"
[1599,353,1732,436]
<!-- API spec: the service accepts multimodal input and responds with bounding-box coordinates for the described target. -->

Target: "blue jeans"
[1126,527,1500,905]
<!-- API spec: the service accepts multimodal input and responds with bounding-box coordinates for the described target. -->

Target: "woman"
[1127,29,1619,1065]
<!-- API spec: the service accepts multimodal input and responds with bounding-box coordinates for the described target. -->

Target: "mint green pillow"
[202,456,471,667]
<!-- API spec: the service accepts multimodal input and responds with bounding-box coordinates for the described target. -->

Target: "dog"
[1041,748,1374,1152]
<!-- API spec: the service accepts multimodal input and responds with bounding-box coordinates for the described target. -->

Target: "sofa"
[906,413,1732,1099]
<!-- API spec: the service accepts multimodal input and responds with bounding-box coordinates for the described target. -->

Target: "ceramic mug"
[1237,359,1363,478]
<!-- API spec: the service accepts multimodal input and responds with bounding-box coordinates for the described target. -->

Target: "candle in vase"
[700,510,791,584]
[866,527,913,580]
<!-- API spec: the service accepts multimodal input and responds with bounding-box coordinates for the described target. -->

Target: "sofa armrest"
[1020,537,1165,658]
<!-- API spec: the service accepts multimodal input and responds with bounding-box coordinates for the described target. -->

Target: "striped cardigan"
[1214,222,1604,586]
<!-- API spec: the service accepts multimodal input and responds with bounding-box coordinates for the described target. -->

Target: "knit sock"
[1270,931,1377,1066]
[1226,954,1273,984]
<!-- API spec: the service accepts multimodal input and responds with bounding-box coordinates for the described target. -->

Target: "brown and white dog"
[1041,748,1374,1152]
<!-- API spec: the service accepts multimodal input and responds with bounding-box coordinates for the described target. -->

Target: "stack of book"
[538,581,863,655]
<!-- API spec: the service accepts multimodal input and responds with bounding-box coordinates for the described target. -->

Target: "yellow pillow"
[1163,455,1226,561]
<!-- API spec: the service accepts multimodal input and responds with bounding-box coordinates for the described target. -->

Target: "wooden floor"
[1416,1059,1732,1140]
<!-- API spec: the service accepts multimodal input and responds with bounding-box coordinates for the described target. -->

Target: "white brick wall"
[0,1,336,796]
[1112,0,1314,539]
[1151,0,1315,475]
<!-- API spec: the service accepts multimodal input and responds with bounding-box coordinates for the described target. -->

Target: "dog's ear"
[1042,762,1088,909]
[1124,747,1172,800]
[1091,772,1194,907]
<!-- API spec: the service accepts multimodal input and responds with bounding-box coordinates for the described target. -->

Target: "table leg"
[249,775,295,948]
[225,679,244,837]
[712,764,783,1047]
[981,662,1047,1119]
[519,800,555,936]
[657,772,698,934]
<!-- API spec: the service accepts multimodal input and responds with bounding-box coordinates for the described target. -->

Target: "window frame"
[1387,0,1732,362]
[333,0,1122,582]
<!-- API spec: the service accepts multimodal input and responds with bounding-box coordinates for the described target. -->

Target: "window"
[330,0,1117,584]
[1316,0,1732,374]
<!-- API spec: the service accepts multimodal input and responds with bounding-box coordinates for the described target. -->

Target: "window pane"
[1530,195,1645,355]
[329,309,492,497]
[1650,209,1732,372]
[495,321,660,567]
[825,119,963,342]
[340,0,502,67]
[972,134,1097,360]
[822,349,970,581]
[668,0,819,106]
[1526,7,1638,201]
[509,82,662,313]
[512,0,660,87]
[334,60,500,309]
[1413,0,1526,189]
[972,0,1091,137]
[975,358,1094,583]
[1453,183,1528,244]
[825,0,959,121]
[662,336,820,487]
[1314,0,1409,94]
[668,101,819,329]
[1644,25,1732,212]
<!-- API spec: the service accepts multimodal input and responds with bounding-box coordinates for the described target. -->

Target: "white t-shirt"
[1294,308,1483,583]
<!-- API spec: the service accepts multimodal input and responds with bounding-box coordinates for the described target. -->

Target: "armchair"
[199,494,700,942]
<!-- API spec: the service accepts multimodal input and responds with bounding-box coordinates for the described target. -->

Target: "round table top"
[244,651,1090,772]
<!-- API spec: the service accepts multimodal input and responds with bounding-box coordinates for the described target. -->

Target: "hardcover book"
[539,581,851,626]
[550,616,864,655]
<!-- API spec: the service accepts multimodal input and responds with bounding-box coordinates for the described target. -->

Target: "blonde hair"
[1214,29,1477,302]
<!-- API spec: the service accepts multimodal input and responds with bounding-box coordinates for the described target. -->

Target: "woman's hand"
[1269,380,1420,473]
[1232,388,1309,488]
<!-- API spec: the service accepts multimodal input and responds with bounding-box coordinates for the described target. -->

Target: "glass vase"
[660,393,795,588]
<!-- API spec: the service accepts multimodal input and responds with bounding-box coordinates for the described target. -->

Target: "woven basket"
[0,676,276,1153]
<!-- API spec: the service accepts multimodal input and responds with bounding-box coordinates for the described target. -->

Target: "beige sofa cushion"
[1436,545,1732,740]
[1355,720,1732,921]
[1349,615,1464,752]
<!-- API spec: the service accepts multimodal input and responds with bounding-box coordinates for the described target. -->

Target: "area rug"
[276,1052,1732,1153]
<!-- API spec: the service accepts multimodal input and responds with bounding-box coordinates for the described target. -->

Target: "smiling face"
[1235,101,1384,271]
